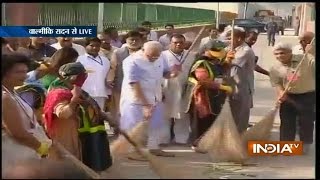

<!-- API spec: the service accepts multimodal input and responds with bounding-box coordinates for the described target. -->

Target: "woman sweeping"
[43,62,112,172]
[182,41,233,152]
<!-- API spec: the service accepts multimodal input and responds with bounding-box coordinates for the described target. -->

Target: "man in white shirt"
[120,41,179,160]
[292,31,314,55]
[199,27,219,49]
[51,37,86,55]
[161,34,190,146]
[76,37,110,110]
[141,21,158,41]
[159,24,175,50]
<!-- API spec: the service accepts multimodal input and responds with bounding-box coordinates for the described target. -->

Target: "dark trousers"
[190,114,216,146]
[279,91,315,144]
[267,32,276,46]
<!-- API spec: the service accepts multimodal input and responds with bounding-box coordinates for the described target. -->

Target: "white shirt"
[161,50,187,118]
[51,42,86,55]
[76,53,110,97]
[121,43,128,48]
[161,49,187,68]
[292,44,304,55]
[200,37,212,49]
[159,34,171,50]
[121,51,170,105]
[147,31,158,41]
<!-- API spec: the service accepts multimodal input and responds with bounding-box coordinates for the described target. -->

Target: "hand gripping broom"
[197,20,247,163]
[241,38,315,144]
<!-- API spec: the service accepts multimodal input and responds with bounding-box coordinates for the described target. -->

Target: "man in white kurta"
[120,41,179,160]
[77,38,110,110]
[161,34,190,145]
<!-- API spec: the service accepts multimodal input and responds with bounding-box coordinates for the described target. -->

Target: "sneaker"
[149,149,175,157]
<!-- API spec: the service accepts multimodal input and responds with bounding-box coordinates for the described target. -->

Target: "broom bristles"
[241,106,279,144]
[138,149,185,179]
[110,121,148,156]
[198,99,247,163]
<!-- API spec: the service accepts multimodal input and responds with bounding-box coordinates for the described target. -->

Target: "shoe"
[149,149,175,157]
[127,152,148,161]
[191,146,207,154]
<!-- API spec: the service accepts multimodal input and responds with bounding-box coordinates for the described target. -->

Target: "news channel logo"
[0,26,97,37]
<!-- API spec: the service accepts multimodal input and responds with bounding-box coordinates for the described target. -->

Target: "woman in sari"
[43,62,112,172]
[2,53,51,166]
[182,41,233,152]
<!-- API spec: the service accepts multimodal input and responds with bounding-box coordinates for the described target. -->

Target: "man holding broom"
[120,41,180,160]
[226,27,256,134]
[269,42,315,154]
[182,40,233,152]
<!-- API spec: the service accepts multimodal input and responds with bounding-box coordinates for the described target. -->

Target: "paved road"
[102,30,315,179]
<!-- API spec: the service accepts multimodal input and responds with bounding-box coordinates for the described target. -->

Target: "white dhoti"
[120,101,166,150]
[162,77,190,144]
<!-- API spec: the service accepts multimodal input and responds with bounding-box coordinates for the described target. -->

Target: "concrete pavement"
[102,31,315,179]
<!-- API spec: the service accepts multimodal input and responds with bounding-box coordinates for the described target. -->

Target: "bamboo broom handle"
[277,37,315,105]
[52,141,101,179]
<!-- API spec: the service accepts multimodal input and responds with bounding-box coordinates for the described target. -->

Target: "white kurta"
[161,49,190,144]
[77,54,110,109]
[120,51,170,149]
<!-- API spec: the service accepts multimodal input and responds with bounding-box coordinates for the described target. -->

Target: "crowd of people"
[2,19,315,178]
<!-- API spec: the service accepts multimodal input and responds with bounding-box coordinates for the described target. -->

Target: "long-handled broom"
[197,98,247,163]
[241,38,315,144]
[109,25,207,155]
[196,20,247,163]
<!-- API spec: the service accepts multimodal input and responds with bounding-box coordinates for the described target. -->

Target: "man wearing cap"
[161,34,189,146]
[44,62,112,172]
[120,41,180,160]
[182,41,233,151]
[226,28,256,134]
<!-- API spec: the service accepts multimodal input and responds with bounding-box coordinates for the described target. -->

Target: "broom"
[197,98,247,163]
[110,25,207,154]
[52,141,101,179]
[110,120,148,156]
[241,37,315,144]
[197,20,247,163]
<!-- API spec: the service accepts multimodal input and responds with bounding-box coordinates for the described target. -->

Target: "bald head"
[299,31,314,51]
[142,41,162,62]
